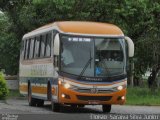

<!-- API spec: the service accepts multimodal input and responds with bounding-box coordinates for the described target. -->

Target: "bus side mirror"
[54,34,60,56]
[125,36,134,57]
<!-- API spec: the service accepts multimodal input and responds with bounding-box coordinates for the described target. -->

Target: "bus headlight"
[58,80,62,85]
[117,85,123,91]
[64,83,71,89]
[121,96,125,100]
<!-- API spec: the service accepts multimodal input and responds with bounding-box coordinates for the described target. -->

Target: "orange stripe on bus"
[20,84,56,95]
[20,85,28,92]
[32,86,47,94]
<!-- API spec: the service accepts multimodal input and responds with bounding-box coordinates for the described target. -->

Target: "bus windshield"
[60,35,126,78]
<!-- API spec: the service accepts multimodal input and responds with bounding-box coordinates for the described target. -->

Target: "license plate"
[88,100,100,104]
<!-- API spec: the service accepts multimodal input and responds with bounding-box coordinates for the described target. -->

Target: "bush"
[126,87,160,105]
[0,72,9,99]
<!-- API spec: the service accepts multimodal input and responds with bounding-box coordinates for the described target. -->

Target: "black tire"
[28,85,36,106]
[71,104,78,108]
[37,99,44,107]
[51,101,61,112]
[102,105,111,113]
[77,105,85,108]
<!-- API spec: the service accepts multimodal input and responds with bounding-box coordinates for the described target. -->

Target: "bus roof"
[23,21,124,39]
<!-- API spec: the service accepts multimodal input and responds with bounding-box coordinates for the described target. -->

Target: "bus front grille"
[76,95,112,101]
[71,87,116,94]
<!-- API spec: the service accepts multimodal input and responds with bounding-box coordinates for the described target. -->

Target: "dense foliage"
[0,0,160,85]
[0,14,19,74]
[0,72,9,99]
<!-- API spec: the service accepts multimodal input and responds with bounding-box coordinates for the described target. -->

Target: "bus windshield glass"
[60,35,126,78]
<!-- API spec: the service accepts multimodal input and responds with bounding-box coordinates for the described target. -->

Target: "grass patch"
[7,90,24,98]
[126,87,160,106]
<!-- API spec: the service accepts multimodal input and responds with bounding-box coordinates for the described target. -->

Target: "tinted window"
[23,32,52,59]
[45,33,51,57]
[34,36,40,58]
[40,35,45,57]
[61,36,94,76]
[32,38,36,58]
[25,40,29,59]
[23,40,27,59]
[29,38,35,59]
[27,39,31,59]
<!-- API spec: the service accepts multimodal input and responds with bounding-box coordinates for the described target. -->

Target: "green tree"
[0,0,159,85]
[0,13,19,74]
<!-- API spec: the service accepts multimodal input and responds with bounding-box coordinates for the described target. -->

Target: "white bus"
[19,21,134,112]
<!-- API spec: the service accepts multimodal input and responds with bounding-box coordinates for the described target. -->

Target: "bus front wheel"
[28,85,36,106]
[78,105,85,108]
[102,105,111,113]
[37,99,44,107]
[51,101,61,112]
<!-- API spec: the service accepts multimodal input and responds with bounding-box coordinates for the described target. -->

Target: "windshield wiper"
[77,57,93,80]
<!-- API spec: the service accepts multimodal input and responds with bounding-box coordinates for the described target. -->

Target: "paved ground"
[0,99,160,120]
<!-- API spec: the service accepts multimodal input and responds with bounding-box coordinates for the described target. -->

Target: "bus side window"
[27,39,31,59]
[20,40,24,60]
[25,39,29,59]
[32,37,36,58]
[42,35,46,58]
[23,40,27,60]
[45,33,51,57]
[29,38,35,59]
[35,36,40,58]
[40,35,45,58]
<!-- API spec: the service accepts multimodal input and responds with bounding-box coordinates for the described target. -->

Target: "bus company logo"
[85,77,102,81]
[90,88,98,94]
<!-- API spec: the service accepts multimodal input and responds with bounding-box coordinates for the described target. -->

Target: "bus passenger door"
[52,33,60,102]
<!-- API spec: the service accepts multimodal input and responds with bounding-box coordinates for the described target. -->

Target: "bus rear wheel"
[102,105,111,113]
[51,101,61,112]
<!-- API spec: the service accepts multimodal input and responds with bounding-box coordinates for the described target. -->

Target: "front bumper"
[58,83,126,105]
